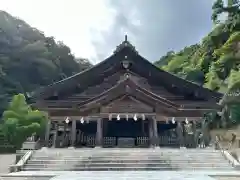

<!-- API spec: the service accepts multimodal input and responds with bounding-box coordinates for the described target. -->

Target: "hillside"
[155,0,240,94]
[0,11,92,114]
[155,0,240,127]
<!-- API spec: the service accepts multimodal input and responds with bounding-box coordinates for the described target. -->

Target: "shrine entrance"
[157,121,179,147]
[102,118,150,147]
[75,121,97,147]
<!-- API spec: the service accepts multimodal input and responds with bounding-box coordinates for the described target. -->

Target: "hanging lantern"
[117,114,120,121]
[133,114,137,121]
[185,117,188,124]
[172,117,175,124]
[80,117,84,124]
[65,117,70,124]
[142,114,145,121]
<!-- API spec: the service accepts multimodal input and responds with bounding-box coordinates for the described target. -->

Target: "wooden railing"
[103,137,116,147]
[136,137,149,147]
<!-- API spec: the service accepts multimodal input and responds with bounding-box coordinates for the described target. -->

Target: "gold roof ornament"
[113,35,138,54]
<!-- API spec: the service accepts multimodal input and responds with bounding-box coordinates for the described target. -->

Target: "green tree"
[1,94,48,148]
[0,11,92,115]
[212,0,240,31]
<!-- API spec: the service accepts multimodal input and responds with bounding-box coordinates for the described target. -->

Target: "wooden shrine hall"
[31,36,222,148]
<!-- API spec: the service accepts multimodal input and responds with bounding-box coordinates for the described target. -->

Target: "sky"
[0,0,216,64]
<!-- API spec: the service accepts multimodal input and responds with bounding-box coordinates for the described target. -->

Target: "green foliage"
[228,69,240,89]
[0,11,92,114]
[1,94,48,148]
[155,0,240,128]
[212,0,240,32]
[215,31,240,56]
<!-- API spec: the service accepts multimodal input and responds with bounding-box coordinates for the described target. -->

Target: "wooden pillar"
[71,120,76,147]
[54,122,60,148]
[44,120,51,147]
[63,121,67,147]
[192,120,197,147]
[142,120,144,135]
[96,118,103,147]
[176,121,184,147]
[52,122,58,148]
[148,119,154,147]
[152,117,158,146]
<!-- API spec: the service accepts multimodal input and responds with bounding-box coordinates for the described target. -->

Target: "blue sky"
[0,0,216,64]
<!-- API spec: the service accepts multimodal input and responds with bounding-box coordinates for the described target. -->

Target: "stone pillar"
[176,122,184,147]
[148,119,154,147]
[96,118,103,147]
[44,120,51,147]
[152,117,159,146]
[71,120,76,147]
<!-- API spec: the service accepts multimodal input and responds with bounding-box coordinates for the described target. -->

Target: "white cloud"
[0,0,115,63]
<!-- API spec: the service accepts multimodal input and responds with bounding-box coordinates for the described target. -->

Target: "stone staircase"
[21,148,234,171]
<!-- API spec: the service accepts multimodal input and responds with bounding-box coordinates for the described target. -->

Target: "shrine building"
[30,36,222,148]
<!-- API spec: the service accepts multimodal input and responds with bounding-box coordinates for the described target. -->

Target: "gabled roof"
[72,78,219,117]
[31,35,223,101]
[77,76,179,111]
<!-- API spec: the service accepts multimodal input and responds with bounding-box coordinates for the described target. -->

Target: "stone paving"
[0,154,16,174]
[2,171,240,180]
[213,177,240,180]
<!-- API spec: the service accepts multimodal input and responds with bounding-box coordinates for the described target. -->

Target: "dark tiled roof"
[31,36,223,101]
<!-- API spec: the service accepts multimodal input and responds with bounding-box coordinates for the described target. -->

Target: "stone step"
[29,159,228,164]
[24,163,231,169]
[34,150,222,152]
[41,148,216,150]
[34,153,223,156]
[31,155,224,159]
[36,151,221,155]
[24,164,172,169]
[25,161,231,165]
[22,166,232,171]
[28,159,166,163]
[22,167,176,171]
[27,159,230,165]
[35,149,219,152]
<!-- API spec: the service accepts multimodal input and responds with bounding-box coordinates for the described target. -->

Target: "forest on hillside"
[0,11,92,114]
[155,0,240,127]
[0,0,240,129]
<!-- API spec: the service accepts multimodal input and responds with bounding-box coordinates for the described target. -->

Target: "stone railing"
[216,136,240,169]
[9,150,34,172]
